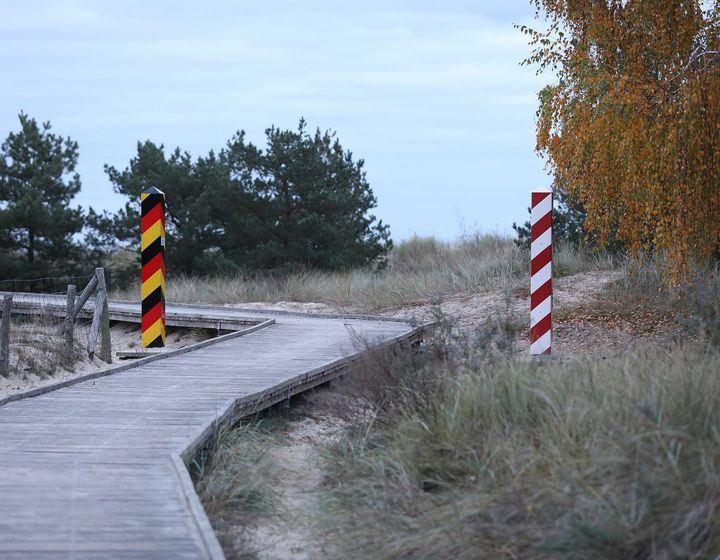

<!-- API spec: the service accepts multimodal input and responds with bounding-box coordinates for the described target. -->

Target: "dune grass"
[113,234,615,310]
[5,312,79,378]
[192,415,287,520]
[319,337,720,559]
[194,319,720,559]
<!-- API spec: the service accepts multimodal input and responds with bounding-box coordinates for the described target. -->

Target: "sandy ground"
[230,301,338,314]
[212,393,350,560]
[0,321,208,400]
[242,413,342,560]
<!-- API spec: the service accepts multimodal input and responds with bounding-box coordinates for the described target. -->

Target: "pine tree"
[99,120,391,277]
[0,113,84,278]
[225,119,392,270]
[100,141,245,275]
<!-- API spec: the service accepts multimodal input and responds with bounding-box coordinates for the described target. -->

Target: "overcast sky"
[1,0,551,241]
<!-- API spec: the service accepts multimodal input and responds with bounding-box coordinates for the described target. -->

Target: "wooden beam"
[98,269,112,364]
[72,274,98,320]
[0,294,11,377]
[63,284,76,359]
[87,268,112,363]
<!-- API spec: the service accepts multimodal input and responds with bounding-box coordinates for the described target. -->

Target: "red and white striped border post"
[530,190,552,355]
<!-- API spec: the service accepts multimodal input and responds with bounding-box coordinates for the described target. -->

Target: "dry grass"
[187,238,718,559]
[191,414,290,559]
[313,267,720,560]
[603,259,720,344]
[192,415,287,519]
[195,311,720,559]
[6,312,79,378]
[112,234,615,310]
[554,241,619,277]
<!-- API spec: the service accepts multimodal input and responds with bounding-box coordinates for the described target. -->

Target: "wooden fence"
[0,267,112,378]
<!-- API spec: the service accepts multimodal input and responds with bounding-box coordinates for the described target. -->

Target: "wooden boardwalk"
[0,298,424,559]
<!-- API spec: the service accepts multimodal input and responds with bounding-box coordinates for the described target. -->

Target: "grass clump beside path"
[320,338,720,559]
[192,416,287,520]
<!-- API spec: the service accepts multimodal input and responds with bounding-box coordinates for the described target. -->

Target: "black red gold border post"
[140,187,166,348]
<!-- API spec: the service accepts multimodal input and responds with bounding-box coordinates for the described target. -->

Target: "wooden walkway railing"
[0,298,427,559]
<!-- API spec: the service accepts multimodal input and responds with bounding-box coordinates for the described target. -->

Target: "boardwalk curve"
[0,299,425,559]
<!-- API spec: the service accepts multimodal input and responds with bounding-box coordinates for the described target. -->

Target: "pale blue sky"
[1,0,550,241]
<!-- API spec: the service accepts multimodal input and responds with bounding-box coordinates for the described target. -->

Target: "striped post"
[530,190,552,355]
[141,187,166,348]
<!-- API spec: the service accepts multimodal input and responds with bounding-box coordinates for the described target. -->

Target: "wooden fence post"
[98,269,112,364]
[0,295,12,377]
[58,275,98,336]
[87,268,112,363]
[64,284,76,358]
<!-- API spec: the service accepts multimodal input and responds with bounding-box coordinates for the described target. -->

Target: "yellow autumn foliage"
[525,0,720,283]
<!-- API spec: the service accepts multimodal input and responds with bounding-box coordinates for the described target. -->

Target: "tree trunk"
[28,228,35,263]
[280,178,292,250]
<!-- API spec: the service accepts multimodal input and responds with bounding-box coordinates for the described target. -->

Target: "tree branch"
[669,48,720,82]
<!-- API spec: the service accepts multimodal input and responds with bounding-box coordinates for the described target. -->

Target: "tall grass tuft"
[554,241,619,277]
[192,416,286,519]
[320,339,720,559]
